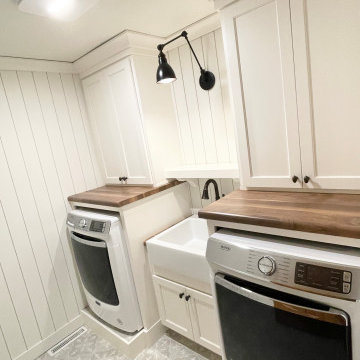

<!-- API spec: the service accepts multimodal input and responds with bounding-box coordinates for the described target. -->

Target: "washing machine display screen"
[90,221,105,232]
[295,262,351,294]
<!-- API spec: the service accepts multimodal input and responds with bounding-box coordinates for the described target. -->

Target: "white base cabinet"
[152,275,221,355]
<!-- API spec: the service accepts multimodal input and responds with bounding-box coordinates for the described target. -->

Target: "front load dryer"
[67,209,143,333]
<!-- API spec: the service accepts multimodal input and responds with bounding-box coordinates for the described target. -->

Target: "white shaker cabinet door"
[291,0,360,190]
[153,276,194,340]
[103,59,152,185]
[221,0,302,188]
[82,71,127,184]
[187,287,221,355]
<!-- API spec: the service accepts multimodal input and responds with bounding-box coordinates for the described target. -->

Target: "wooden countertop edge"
[67,180,184,207]
[198,210,360,239]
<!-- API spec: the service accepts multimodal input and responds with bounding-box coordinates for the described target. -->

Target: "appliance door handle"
[71,233,107,248]
[66,220,75,227]
[215,274,349,327]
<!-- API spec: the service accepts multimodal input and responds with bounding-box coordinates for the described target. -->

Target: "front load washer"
[67,209,143,333]
[207,229,360,360]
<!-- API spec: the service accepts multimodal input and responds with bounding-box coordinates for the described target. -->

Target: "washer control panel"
[258,256,276,276]
[295,262,352,294]
[67,213,110,234]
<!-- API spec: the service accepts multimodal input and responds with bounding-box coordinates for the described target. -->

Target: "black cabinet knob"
[179,293,184,299]
[123,177,128,181]
[119,176,128,182]
[292,175,299,183]
[185,295,191,301]
[304,176,310,184]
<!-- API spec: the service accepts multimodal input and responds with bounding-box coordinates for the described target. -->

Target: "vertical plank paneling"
[214,28,237,163]
[61,74,97,190]
[47,73,86,193]
[220,179,235,196]
[73,74,104,186]
[168,49,195,164]
[16,71,80,322]
[178,44,206,164]
[0,68,102,359]
[171,28,237,166]
[191,38,218,164]
[0,326,11,360]
[0,74,55,340]
[188,179,202,209]
[203,32,230,163]
[33,72,75,211]
[0,76,68,328]
[0,80,42,349]
[0,263,26,359]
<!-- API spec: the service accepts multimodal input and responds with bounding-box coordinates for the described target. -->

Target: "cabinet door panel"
[104,60,152,184]
[82,73,126,183]
[292,0,360,189]
[152,276,193,340]
[222,0,302,188]
[187,288,221,355]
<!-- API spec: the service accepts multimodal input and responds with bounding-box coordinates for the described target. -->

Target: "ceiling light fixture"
[156,31,216,91]
[17,0,100,22]
[46,0,74,19]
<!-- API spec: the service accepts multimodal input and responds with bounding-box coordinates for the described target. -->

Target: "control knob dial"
[258,256,276,276]
[79,218,87,229]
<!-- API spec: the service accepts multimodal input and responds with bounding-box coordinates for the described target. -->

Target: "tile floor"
[38,328,221,360]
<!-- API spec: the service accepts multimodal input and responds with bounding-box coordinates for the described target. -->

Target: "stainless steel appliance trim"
[215,274,349,326]
[71,233,107,248]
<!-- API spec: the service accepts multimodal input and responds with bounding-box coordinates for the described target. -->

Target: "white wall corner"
[0,56,76,73]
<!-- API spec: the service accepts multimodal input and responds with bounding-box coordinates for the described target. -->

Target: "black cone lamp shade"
[156,51,176,84]
[156,31,215,91]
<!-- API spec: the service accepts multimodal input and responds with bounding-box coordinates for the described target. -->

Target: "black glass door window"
[71,232,119,306]
[215,274,351,360]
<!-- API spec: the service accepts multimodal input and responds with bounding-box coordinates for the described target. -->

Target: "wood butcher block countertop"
[198,190,360,239]
[68,180,183,208]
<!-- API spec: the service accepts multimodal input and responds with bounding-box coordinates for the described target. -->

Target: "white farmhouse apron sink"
[146,217,212,293]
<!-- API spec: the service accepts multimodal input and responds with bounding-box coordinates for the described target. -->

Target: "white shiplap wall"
[169,28,237,166]
[0,70,103,360]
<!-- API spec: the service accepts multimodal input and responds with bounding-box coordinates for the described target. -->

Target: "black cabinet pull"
[304,176,310,184]
[179,293,184,299]
[119,176,128,182]
[292,175,299,183]
[123,177,128,181]
[185,295,191,301]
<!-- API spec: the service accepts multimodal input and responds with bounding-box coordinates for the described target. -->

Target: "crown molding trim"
[75,12,221,78]
[0,56,75,73]
[0,12,221,76]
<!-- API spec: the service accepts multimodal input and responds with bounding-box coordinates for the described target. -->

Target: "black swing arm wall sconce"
[156,31,216,91]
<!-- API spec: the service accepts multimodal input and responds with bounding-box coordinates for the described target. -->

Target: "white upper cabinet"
[221,0,302,188]
[291,0,360,190]
[220,0,360,190]
[82,58,152,185]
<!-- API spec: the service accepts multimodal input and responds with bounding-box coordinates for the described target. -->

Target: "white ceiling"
[0,0,215,62]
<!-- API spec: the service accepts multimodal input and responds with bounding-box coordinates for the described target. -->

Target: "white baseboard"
[81,308,165,359]
[14,315,84,360]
